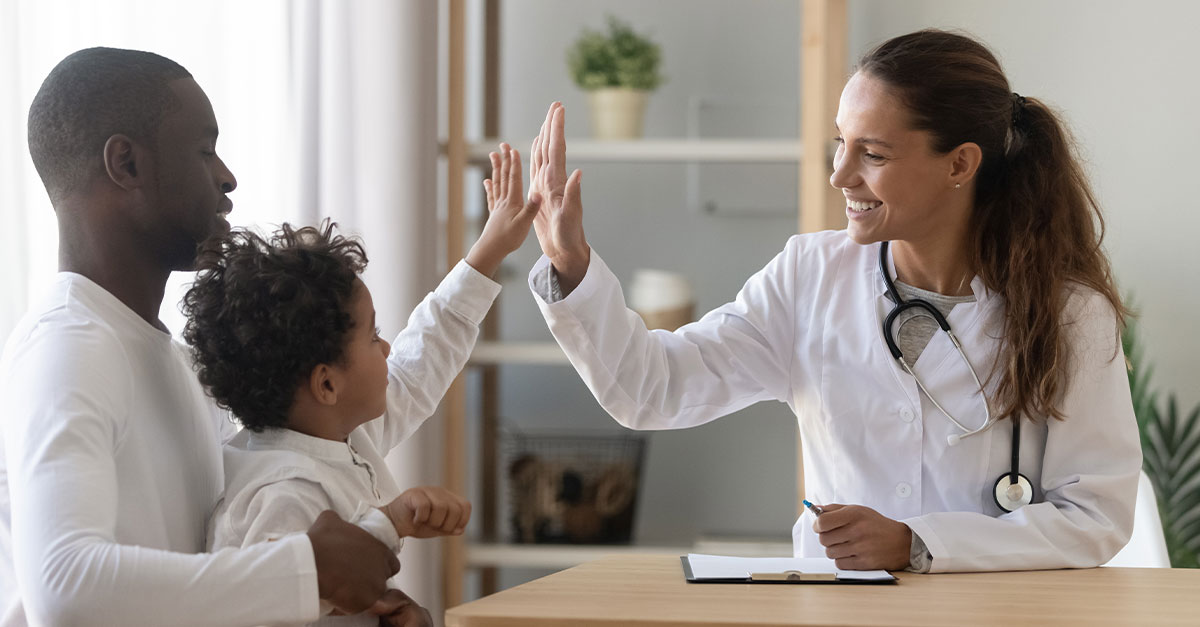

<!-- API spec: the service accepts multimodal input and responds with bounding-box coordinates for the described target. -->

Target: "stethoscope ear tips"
[946,434,962,447]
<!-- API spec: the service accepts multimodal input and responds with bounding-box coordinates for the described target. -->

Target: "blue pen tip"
[802,499,813,508]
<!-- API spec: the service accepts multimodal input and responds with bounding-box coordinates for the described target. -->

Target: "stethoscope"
[879,241,1033,512]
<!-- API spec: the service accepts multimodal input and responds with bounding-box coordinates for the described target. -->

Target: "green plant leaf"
[1124,311,1200,568]
[567,15,664,91]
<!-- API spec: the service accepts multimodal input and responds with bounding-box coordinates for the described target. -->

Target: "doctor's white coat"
[528,229,1140,572]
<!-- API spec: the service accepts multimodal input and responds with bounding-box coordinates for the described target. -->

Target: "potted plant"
[1125,311,1200,567]
[567,16,664,140]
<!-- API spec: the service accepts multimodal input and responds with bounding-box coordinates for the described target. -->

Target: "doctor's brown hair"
[858,30,1127,423]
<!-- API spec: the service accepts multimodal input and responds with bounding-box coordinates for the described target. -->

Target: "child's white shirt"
[208,259,500,626]
[212,427,404,626]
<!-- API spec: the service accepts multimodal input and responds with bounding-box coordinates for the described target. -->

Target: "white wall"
[849,0,1200,414]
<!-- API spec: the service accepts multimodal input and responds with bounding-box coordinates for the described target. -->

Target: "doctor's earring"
[954,182,962,189]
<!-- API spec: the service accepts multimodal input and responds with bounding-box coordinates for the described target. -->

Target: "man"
[0,47,425,626]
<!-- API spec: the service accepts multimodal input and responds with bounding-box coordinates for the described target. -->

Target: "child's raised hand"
[383,486,472,539]
[464,143,542,278]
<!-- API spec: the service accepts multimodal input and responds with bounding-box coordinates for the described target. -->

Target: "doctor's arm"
[902,293,1142,572]
[529,244,800,432]
[525,102,802,430]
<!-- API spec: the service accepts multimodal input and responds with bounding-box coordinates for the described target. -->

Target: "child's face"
[333,280,391,425]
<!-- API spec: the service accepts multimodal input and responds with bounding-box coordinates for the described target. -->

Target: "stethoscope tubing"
[878,241,1031,512]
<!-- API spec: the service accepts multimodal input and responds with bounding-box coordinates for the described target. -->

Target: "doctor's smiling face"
[830,72,976,249]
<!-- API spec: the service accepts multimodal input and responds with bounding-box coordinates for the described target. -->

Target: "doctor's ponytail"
[859,30,1128,423]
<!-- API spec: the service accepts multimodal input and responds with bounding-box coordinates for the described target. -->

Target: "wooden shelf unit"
[440,0,847,611]
[454,139,805,164]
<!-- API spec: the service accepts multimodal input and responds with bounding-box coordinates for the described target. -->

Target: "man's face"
[142,77,236,271]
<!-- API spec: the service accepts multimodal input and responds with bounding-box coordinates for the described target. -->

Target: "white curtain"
[0,0,297,337]
[1,0,445,616]
[289,0,444,614]
[0,1,31,340]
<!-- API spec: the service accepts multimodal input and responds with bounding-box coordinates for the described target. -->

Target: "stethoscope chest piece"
[993,473,1034,512]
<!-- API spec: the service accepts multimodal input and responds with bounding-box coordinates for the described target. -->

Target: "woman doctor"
[518,29,1141,573]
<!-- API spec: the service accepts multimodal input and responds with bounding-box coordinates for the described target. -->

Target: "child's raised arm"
[464,143,542,278]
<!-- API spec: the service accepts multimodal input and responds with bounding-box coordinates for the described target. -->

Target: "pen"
[802,499,824,517]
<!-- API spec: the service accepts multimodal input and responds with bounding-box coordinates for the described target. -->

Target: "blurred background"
[2,0,1196,621]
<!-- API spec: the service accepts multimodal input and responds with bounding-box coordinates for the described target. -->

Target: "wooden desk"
[445,554,1200,626]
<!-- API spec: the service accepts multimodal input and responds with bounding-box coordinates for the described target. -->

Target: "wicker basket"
[504,431,646,544]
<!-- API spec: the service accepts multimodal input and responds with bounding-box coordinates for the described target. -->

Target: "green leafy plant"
[1124,314,1200,568]
[567,16,664,91]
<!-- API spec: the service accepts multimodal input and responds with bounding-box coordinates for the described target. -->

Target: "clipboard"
[681,554,897,585]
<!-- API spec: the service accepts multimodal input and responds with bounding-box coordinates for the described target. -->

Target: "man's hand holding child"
[383,486,471,539]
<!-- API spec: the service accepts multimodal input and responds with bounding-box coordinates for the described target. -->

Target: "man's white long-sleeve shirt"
[1,260,499,626]
[0,273,318,626]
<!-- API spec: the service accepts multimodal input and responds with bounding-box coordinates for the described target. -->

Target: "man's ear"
[102,134,146,190]
[949,141,983,187]
[308,363,339,406]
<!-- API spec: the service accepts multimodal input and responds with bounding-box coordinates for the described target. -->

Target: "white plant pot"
[629,269,693,331]
[586,88,649,140]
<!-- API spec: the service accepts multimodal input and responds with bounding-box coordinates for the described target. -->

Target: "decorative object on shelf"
[629,269,693,332]
[1124,314,1200,568]
[506,431,646,544]
[567,16,664,140]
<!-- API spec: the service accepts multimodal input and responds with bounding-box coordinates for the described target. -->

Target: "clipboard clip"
[751,570,838,582]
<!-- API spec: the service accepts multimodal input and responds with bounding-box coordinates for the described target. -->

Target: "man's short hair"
[27,47,192,203]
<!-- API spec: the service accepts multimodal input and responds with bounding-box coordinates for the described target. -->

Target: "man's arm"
[3,327,395,625]
[215,477,410,618]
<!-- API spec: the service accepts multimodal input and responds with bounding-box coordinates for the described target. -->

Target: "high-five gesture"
[465,142,542,278]
[529,102,589,295]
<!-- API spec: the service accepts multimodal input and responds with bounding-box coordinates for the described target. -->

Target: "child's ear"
[308,363,339,406]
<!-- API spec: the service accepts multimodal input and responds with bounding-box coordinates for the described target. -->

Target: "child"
[185,144,538,626]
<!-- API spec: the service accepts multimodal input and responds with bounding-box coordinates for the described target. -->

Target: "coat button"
[896,482,912,498]
[899,406,915,422]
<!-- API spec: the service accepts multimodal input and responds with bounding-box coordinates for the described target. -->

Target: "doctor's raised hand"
[529,102,588,294]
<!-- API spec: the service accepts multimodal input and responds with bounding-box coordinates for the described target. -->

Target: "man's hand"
[383,486,472,539]
[307,510,401,615]
[812,504,912,571]
[465,142,542,278]
[529,101,589,295]
[373,589,433,627]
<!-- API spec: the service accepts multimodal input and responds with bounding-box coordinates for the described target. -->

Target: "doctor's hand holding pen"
[810,502,913,571]
[528,101,589,296]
